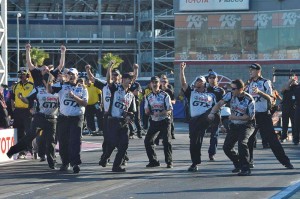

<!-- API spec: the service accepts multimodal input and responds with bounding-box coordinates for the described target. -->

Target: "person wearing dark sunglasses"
[209,79,255,176]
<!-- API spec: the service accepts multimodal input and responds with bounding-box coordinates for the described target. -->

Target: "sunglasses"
[231,87,238,90]
[112,73,119,76]
[209,76,216,79]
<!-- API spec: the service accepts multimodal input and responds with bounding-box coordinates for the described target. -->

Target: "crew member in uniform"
[180,62,217,172]
[144,76,173,168]
[246,63,294,169]
[26,43,66,87]
[129,81,143,139]
[10,69,34,158]
[206,70,225,161]
[86,65,121,162]
[98,63,136,172]
[209,79,255,176]
[7,75,58,169]
[50,68,88,173]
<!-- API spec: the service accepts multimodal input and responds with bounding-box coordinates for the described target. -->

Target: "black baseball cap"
[17,69,28,74]
[208,71,218,77]
[151,76,160,82]
[112,69,121,75]
[129,82,142,92]
[249,63,262,70]
[122,72,134,79]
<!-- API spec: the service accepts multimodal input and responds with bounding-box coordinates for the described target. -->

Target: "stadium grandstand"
[4,0,174,84]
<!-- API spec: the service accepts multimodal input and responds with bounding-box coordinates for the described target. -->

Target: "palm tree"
[23,47,49,67]
[99,53,123,69]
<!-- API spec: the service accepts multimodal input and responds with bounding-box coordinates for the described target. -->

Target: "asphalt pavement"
[0,122,300,199]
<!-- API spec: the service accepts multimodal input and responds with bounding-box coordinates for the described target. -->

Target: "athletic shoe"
[122,160,127,166]
[59,164,70,171]
[187,164,198,172]
[285,163,294,169]
[7,150,13,159]
[238,169,251,176]
[146,161,160,167]
[99,159,107,167]
[112,167,126,172]
[40,157,46,162]
[124,156,129,161]
[249,163,255,168]
[73,165,80,173]
[281,139,287,143]
[167,163,173,168]
[209,155,215,161]
[17,154,26,159]
[232,168,241,173]
[49,165,58,170]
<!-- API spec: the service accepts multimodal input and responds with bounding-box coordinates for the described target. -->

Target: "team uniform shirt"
[26,86,59,116]
[246,77,272,113]
[30,68,60,87]
[12,81,34,108]
[222,92,255,125]
[52,82,88,116]
[94,78,111,112]
[144,90,173,121]
[108,84,136,118]
[207,85,225,102]
[86,83,102,105]
[183,86,216,118]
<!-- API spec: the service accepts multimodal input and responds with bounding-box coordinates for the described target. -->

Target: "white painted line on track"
[0,183,61,199]
[270,180,300,199]
[0,141,102,166]
[76,165,188,198]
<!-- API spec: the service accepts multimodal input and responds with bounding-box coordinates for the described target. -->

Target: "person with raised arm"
[26,43,66,87]
[180,62,217,172]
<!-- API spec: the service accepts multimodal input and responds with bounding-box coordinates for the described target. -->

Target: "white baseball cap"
[194,75,206,83]
[68,68,78,75]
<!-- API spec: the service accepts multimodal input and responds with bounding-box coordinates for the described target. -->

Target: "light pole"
[16,13,21,72]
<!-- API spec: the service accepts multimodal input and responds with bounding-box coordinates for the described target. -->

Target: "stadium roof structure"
[7,0,173,20]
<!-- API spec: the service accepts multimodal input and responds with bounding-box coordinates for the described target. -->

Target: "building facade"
[174,0,300,93]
